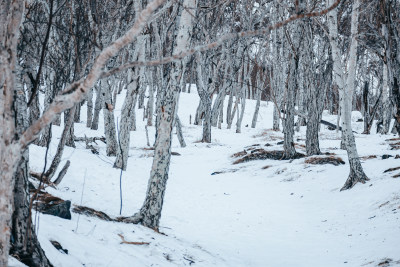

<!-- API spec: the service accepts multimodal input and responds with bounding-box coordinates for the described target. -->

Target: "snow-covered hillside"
[23,90,400,267]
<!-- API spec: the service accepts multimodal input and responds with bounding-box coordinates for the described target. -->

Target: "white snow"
[24,90,400,267]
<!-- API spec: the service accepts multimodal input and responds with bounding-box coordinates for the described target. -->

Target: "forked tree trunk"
[44,105,77,180]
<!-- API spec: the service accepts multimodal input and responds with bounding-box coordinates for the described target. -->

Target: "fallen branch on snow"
[304,156,345,166]
[118,234,150,245]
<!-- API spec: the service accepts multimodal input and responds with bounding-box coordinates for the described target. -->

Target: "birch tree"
[327,0,369,190]
[0,0,165,264]
[119,0,196,229]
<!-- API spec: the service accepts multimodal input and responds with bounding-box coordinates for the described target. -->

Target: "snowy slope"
[26,89,400,267]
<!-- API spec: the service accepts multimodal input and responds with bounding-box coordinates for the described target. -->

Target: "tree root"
[72,205,113,221]
[340,171,370,191]
[116,212,143,224]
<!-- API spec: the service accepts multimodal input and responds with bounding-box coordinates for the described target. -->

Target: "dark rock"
[43,200,71,220]
[277,141,284,145]
[382,154,393,160]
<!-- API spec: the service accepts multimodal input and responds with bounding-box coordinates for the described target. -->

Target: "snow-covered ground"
[22,89,400,267]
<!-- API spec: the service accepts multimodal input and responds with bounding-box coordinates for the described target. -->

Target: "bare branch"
[101,0,342,78]
[18,0,166,149]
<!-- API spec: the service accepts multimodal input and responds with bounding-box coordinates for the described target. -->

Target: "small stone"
[382,154,393,160]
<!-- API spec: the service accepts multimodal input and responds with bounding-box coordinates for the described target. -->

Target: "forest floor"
[11,90,400,267]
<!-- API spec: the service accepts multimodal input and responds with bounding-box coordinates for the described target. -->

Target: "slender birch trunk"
[91,84,102,130]
[121,0,196,229]
[328,0,369,190]
[114,37,146,170]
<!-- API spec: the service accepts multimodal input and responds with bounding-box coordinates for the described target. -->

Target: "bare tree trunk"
[147,70,155,126]
[64,108,76,148]
[362,81,370,134]
[121,0,196,230]
[10,62,53,267]
[236,63,250,133]
[114,72,138,169]
[303,18,321,156]
[226,89,234,127]
[328,0,369,190]
[44,105,76,180]
[251,89,261,128]
[236,88,247,133]
[175,115,186,147]
[101,80,118,156]
[38,71,56,147]
[86,87,94,128]
[0,2,26,264]
[211,57,230,127]
[378,23,392,134]
[273,106,280,131]
[196,53,214,143]
[91,85,102,130]
[283,62,297,159]
[283,9,304,158]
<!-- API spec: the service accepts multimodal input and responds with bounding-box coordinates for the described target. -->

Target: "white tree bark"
[327,0,369,190]
[114,36,146,170]
[1,1,165,264]
[0,1,25,265]
[121,0,196,229]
